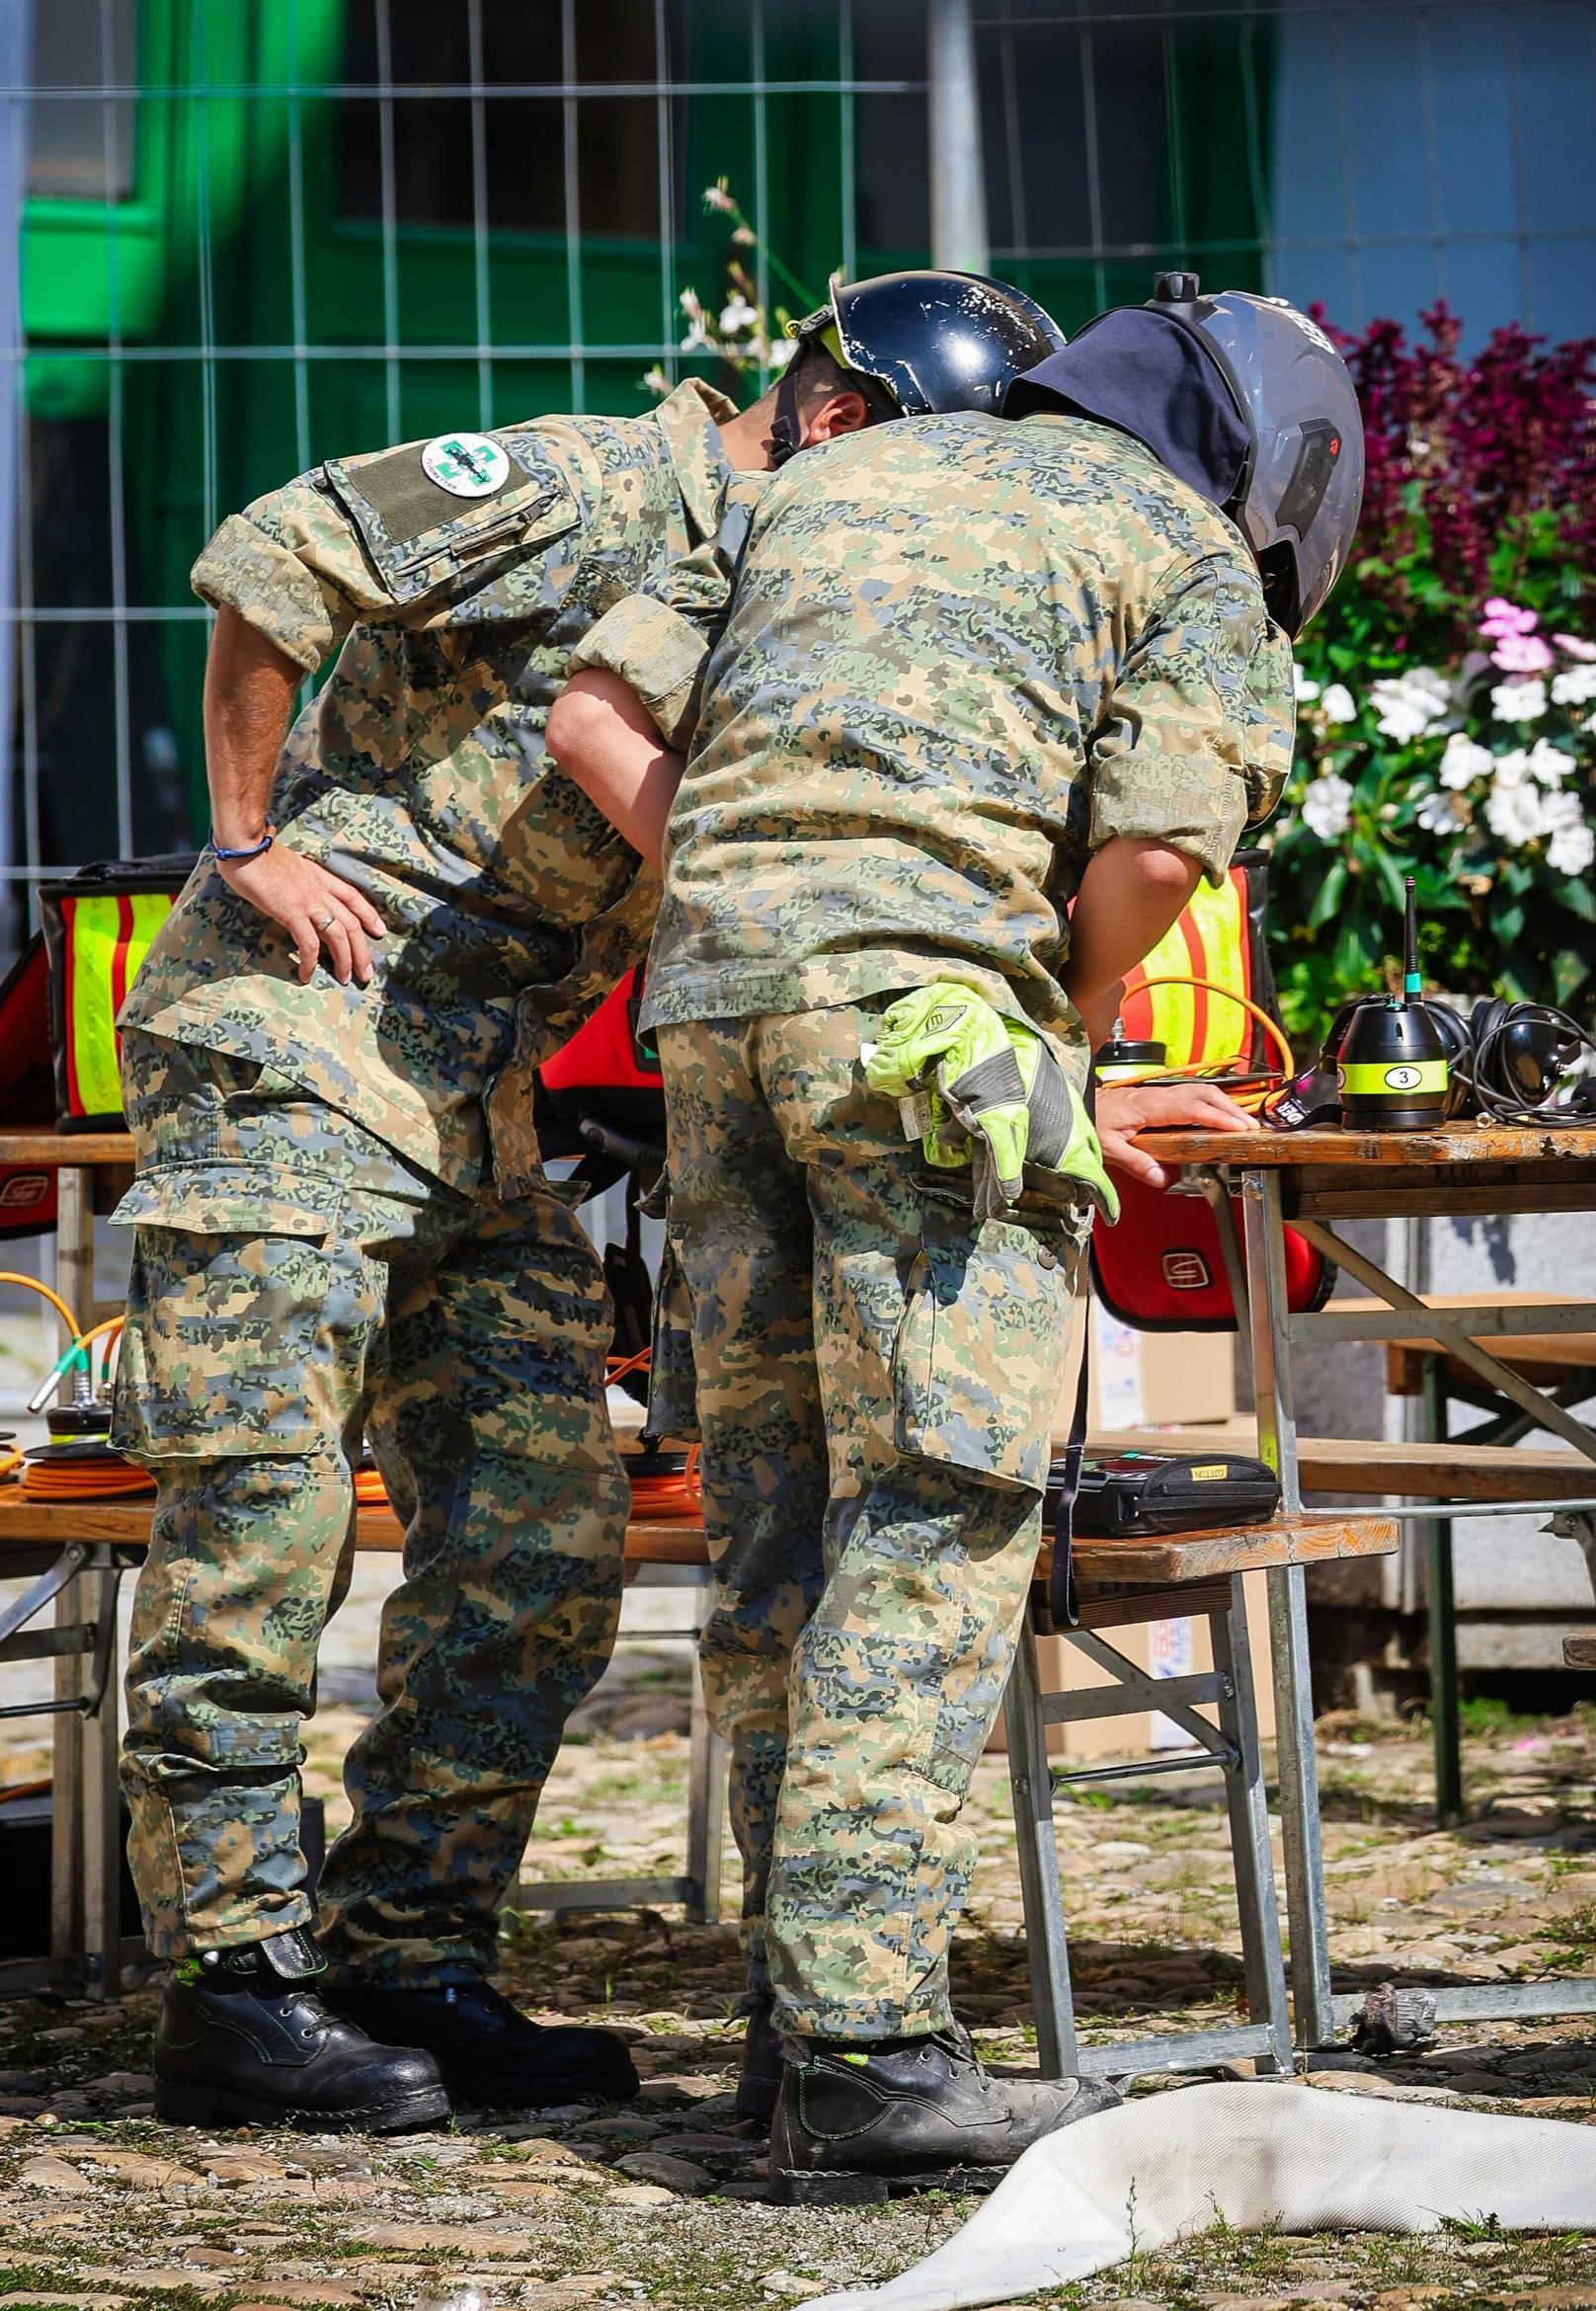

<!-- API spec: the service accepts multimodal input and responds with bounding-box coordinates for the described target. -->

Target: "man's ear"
[799,388,875,445]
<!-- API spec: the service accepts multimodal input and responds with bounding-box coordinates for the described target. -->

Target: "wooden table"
[0,1133,133,1999]
[1129,1118,1596,2051]
[0,1489,730,1998]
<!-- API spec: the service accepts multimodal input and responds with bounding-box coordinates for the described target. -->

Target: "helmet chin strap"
[767,358,806,467]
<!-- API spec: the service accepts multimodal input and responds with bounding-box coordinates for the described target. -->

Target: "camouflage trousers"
[658,1003,1085,2041]
[113,1035,629,1974]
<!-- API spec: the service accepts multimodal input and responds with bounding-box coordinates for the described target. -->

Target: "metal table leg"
[54,1163,95,1349]
[683,1566,726,1927]
[1242,1167,1334,2052]
[49,1570,86,1972]
[1422,1355,1463,1827]
[1004,1610,1077,2079]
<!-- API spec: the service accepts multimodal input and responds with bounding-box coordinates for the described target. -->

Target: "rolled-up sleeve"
[1088,554,1295,884]
[191,477,368,674]
[568,594,713,750]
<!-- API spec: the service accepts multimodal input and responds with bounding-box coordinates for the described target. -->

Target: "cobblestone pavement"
[0,1704,1588,2311]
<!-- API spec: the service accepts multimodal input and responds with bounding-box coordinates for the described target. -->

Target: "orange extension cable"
[353,1348,704,1521]
[1107,975,1296,1112]
[20,1456,155,1500]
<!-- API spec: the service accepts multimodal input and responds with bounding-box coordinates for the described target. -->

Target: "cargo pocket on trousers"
[110,1163,354,1461]
[891,1199,1082,1492]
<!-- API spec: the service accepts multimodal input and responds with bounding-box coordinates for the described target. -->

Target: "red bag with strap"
[1089,851,1332,1332]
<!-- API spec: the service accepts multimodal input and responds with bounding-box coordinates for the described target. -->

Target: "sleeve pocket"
[322,433,581,607]
[891,1203,1080,1492]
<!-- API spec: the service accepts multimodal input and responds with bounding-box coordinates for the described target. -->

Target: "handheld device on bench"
[1050,1449,1281,1541]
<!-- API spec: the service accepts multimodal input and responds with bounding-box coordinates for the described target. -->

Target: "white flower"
[1484,775,1548,846]
[639,363,672,399]
[1301,773,1353,840]
[1415,791,1465,836]
[1320,681,1356,723]
[718,294,758,335]
[1551,662,1596,708]
[1491,677,1549,722]
[1371,672,1450,744]
[1293,665,1320,703]
[1438,733,1494,789]
[1548,819,1596,877]
[1526,738,1572,786]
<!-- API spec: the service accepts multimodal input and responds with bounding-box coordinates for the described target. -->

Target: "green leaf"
[1308,860,1348,928]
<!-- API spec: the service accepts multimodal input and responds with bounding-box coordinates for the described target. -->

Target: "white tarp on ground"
[808,2080,1596,2311]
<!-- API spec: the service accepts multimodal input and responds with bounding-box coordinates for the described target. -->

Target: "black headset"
[1427,997,1596,1127]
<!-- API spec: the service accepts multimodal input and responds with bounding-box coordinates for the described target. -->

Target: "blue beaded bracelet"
[209,832,274,863]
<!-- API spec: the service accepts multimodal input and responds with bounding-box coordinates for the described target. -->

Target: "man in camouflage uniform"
[546,282,1344,2193]
[112,274,1066,2135]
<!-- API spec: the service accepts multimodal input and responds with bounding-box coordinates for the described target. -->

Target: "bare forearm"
[200,602,386,985]
[203,603,301,847]
[545,670,684,866]
[1064,837,1202,1045]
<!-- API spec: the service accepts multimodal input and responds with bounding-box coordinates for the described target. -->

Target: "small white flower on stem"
[1548,819,1596,876]
[1551,662,1596,708]
[1484,776,1548,845]
[1293,665,1320,703]
[1319,682,1357,723]
[719,295,758,335]
[1301,773,1353,840]
[1415,791,1465,836]
[1371,672,1449,743]
[1491,677,1549,722]
[1527,739,1573,786]
[703,182,739,214]
[1438,733,1493,789]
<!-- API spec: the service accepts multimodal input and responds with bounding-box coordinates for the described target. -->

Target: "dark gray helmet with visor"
[1008,271,1363,635]
[1147,273,1364,634]
[770,269,1066,463]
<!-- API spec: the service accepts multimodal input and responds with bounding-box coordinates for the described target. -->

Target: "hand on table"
[218,846,387,987]
[1095,1079,1258,1191]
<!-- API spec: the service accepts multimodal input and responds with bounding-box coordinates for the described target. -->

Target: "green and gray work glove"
[863,982,1119,1226]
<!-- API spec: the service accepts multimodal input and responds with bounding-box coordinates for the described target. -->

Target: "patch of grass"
[1456,1694,1549,1737]
[1541,1898,1596,1960]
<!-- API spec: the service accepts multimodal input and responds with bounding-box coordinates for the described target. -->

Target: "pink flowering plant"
[1270,304,1596,1035]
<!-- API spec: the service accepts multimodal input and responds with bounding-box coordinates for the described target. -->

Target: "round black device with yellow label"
[1336,998,1451,1130]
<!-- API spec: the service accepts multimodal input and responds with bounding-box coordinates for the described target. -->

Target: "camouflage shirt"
[571,410,1293,1047]
[122,380,737,1197]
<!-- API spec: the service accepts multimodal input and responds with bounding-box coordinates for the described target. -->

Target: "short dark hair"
[789,337,898,423]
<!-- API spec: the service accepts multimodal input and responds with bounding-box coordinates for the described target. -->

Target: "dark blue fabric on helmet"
[1004,308,1251,511]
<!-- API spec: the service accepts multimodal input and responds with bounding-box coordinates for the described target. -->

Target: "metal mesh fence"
[8,0,1596,939]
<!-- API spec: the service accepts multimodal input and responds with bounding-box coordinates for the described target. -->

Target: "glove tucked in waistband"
[862,982,1119,1226]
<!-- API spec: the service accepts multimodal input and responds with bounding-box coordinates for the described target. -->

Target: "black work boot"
[327,1976,639,2109]
[734,1993,782,2128]
[154,1927,450,2134]
[769,2023,1122,2203]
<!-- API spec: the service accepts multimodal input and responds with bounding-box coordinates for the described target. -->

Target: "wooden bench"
[0,1491,729,1998]
[1327,1292,1596,1397]
[1089,1427,1596,1503]
[0,1483,1399,2055]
